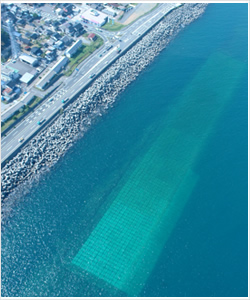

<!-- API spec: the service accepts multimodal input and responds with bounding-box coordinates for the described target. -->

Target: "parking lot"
[8,60,37,76]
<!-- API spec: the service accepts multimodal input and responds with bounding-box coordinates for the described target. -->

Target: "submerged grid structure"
[72,52,244,295]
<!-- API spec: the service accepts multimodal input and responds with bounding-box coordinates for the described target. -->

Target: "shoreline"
[1,4,208,209]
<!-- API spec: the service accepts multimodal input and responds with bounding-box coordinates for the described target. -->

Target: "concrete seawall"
[1,4,208,206]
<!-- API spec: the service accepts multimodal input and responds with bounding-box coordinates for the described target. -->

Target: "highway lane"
[1,3,181,164]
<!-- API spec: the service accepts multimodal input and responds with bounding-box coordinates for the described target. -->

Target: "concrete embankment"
[1,4,208,204]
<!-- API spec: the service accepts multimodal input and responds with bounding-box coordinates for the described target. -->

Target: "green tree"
[1,28,10,50]
[33,13,39,19]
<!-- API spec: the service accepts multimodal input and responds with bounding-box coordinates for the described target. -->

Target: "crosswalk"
[21,87,67,125]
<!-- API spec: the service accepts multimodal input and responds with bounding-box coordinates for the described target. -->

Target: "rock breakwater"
[1,4,208,205]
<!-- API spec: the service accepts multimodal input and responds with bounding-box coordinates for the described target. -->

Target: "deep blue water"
[1,3,248,297]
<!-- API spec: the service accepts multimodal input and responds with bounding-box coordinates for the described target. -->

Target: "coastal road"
[1,3,181,164]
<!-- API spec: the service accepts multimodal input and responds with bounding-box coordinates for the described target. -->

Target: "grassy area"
[29,96,43,109]
[1,57,7,63]
[102,20,125,32]
[1,96,42,133]
[64,36,104,77]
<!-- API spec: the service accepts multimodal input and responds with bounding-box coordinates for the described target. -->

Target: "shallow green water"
[72,51,245,296]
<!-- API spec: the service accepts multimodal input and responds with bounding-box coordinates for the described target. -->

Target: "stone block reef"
[1,4,208,206]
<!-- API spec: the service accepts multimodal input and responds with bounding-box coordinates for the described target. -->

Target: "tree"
[1,28,10,50]
[33,13,39,19]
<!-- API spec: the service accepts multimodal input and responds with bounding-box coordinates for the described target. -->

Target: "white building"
[65,40,82,58]
[19,54,38,67]
[20,72,35,85]
[81,9,108,27]
[55,8,63,15]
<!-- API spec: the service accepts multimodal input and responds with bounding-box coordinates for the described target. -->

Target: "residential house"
[17,19,26,26]
[73,23,85,37]
[55,8,63,16]
[59,18,67,24]
[25,32,32,38]
[60,22,74,35]
[52,21,60,28]
[30,33,39,40]
[13,31,22,39]
[3,87,13,97]
[54,40,64,50]
[31,46,42,56]
[45,49,56,62]
[20,37,32,46]
[24,45,31,51]
[60,35,73,46]
[88,33,97,42]
[46,29,53,36]
[52,32,61,41]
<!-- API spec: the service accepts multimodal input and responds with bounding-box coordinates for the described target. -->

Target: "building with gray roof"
[65,40,83,58]
[36,71,57,90]
[36,56,69,90]
[51,56,69,73]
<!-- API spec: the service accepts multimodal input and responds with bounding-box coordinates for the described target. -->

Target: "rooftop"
[88,33,96,39]
[81,8,108,26]
[20,72,35,84]
[3,87,13,94]
[19,54,38,65]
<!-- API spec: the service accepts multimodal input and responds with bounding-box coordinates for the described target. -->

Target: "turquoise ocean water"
[1,4,248,297]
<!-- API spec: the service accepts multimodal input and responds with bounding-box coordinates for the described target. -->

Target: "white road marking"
[13,131,19,136]
[2,141,6,146]
[30,124,36,130]
[7,145,13,151]
[29,120,32,123]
